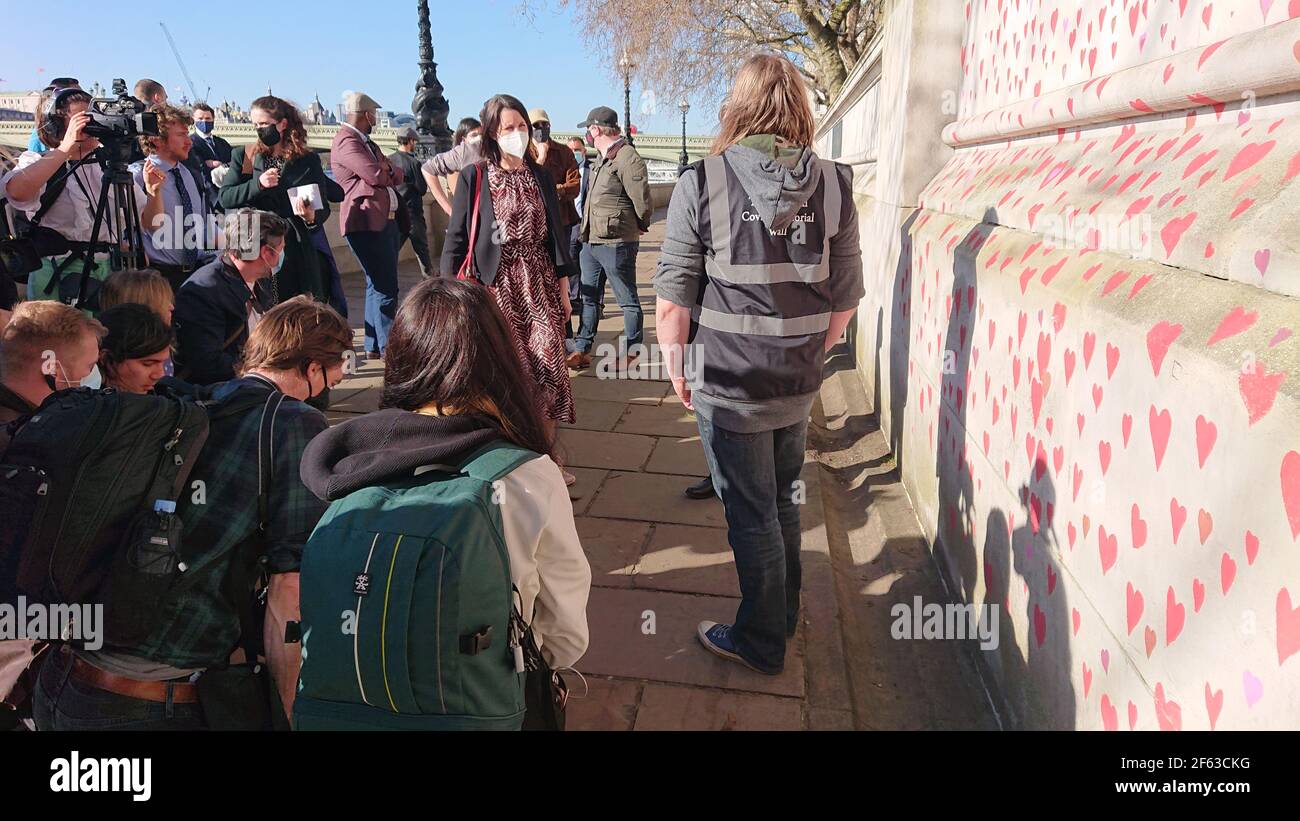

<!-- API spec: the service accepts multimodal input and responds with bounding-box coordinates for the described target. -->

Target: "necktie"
[169,166,199,268]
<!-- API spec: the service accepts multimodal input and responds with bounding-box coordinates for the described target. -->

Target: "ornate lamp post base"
[413,0,453,158]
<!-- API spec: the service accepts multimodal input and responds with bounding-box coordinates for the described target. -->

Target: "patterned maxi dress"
[486,164,577,423]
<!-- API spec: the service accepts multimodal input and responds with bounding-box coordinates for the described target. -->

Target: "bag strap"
[458,439,540,483]
[28,162,74,230]
[456,162,485,281]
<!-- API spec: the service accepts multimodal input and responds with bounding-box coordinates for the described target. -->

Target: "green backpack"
[294,440,539,731]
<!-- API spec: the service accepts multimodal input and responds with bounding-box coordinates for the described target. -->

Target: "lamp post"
[678,98,690,175]
[412,0,453,156]
[618,49,635,146]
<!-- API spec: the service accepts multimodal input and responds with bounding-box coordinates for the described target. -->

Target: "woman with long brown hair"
[218,96,344,306]
[440,94,579,483]
[297,278,590,729]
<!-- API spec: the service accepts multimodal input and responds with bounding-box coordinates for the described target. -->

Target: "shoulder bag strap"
[456,162,485,281]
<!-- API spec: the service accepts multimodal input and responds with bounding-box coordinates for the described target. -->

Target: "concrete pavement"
[326,209,996,730]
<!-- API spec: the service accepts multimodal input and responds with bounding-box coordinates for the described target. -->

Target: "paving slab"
[555,429,655,472]
[563,399,627,433]
[579,587,805,698]
[613,403,702,438]
[567,677,640,731]
[586,471,727,528]
[327,387,382,415]
[644,436,710,476]
[570,376,670,406]
[565,467,608,516]
[633,684,804,731]
[576,516,649,589]
[635,524,741,598]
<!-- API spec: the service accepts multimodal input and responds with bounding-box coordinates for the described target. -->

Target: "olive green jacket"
[579,139,653,244]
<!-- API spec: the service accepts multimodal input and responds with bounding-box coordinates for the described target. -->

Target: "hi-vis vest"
[692,152,845,402]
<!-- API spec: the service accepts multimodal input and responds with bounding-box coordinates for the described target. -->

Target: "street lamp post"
[678,98,690,175]
[412,0,453,156]
[618,50,635,146]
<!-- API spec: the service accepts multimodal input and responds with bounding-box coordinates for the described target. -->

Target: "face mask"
[573,150,585,166]
[584,130,595,147]
[305,362,321,401]
[499,130,529,159]
[466,134,482,146]
[196,120,214,135]
[54,361,100,390]
[257,124,281,147]
[532,125,550,144]
[270,247,286,274]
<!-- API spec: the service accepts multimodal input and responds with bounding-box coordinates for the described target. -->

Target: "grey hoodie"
[653,141,863,432]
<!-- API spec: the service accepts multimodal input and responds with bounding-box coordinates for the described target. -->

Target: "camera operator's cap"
[577,106,618,129]
[395,126,419,141]
[528,108,551,125]
[343,91,382,113]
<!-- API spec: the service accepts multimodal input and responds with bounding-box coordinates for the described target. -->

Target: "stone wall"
[817,0,1300,729]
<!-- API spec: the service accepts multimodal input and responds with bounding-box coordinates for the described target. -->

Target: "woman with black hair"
[97,302,173,394]
[440,95,578,482]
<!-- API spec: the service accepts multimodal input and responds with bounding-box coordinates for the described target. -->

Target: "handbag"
[456,162,486,282]
[511,587,568,731]
[0,167,74,279]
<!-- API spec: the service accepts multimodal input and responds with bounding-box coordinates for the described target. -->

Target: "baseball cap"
[342,91,382,113]
[576,106,618,129]
[528,108,551,125]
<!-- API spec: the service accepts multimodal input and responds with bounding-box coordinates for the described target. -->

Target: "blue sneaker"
[696,621,779,675]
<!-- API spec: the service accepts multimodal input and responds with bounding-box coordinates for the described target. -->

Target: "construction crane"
[159,22,209,104]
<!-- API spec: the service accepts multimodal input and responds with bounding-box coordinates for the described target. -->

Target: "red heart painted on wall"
[1283,451,1300,539]
[1146,322,1183,376]
[1221,552,1237,595]
[1149,406,1172,469]
[1171,498,1188,543]
[1239,367,1287,426]
[1128,700,1138,730]
[1121,414,1133,447]
[1198,509,1214,544]
[1193,578,1206,612]
[1166,587,1186,645]
[1100,526,1118,573]
[1145,626,1158,657]
[1195,415,1217,467]
[1034,604,1047,647]
[1278,588,1300,665]
[1082,662,1093,697]
[1205,684,1223,730]
[1245,531,1260,565]
[1131,505,1148,548]
[1154,683,1182,730]
[1127,582,1144,633]
[1101,695,1118,730]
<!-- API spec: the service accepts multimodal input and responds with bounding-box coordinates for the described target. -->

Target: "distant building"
[0,91,41,116]
[306,94,337,125]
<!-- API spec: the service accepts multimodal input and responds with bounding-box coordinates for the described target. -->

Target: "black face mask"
[533,125,550,144]
[257,124,281,147]
[584,130,595,147]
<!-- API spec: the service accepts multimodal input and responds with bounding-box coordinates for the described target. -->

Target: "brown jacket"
[330,125,405,234]
[580,138,653,244]
[534,139,581,227]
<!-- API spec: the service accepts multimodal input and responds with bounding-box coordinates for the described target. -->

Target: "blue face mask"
[269,247,285,274]
[195,120,214,135]
[573,150,584,166]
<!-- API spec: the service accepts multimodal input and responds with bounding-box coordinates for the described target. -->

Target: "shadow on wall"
[930,208,1076,729]
[882,210,920,476]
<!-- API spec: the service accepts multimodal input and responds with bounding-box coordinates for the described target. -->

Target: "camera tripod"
[61,140,148,310]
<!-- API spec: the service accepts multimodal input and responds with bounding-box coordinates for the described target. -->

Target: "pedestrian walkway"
[326,209,998,730]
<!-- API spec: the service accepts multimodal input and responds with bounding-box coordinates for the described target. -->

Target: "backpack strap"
[457,440,541,484]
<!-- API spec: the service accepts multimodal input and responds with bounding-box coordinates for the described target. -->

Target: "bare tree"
[546,0,883,111]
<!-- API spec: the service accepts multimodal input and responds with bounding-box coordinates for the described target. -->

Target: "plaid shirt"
[133,377,329,668]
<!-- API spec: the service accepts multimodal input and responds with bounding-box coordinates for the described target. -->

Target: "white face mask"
[498,130,529,158]
[466,134,482,146]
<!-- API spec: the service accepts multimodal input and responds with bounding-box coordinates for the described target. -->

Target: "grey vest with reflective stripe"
[692,153,843,402]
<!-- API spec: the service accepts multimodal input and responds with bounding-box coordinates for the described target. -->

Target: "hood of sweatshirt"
[300,409,504,501]
[722,135,822,233]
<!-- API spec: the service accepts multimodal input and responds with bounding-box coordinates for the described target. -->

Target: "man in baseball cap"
[388,126,432,278]
[576,105,619,130]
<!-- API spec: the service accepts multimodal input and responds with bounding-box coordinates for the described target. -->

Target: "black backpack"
[0,385,273,647]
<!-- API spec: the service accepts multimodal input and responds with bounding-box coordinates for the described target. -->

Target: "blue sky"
[0,1,718,136]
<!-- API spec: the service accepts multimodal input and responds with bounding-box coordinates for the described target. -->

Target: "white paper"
[288,183,323,211]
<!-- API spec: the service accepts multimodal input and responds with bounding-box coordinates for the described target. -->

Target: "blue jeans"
[696,413,807,673]
[576,241,641,354]
[33,648,205,731]
[346,220,401,354]
[312,225,348,319]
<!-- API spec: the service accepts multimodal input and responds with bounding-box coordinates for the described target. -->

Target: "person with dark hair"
[26,78,79,155]
[424,116,482,216]
[387,126,432,278]
[331,92,404,357]
[440,94,579,483]
[218,96,344,307]
[97,303,173,394]
[565,135,591,339]
[299,277,590,690]
[187,102,233,211]
[33,295,351,731]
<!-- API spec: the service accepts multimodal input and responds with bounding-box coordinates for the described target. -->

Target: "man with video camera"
[1,87,166,304]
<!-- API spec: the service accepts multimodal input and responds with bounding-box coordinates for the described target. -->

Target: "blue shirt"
[131,155,216,268]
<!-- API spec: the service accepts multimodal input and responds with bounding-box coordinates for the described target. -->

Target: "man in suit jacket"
[330,92,404,358]
[186,103,233,211]
[173,208,284,385]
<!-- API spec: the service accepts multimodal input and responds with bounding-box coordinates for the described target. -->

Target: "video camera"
[83,79,159,145]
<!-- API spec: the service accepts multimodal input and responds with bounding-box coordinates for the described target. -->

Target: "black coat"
[189,132,234,165]
[218,146,344,302]
[173,257,275,385]
[440,161,577,287]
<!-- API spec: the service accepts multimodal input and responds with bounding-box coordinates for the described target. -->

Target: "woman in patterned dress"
[441,94,579,483]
